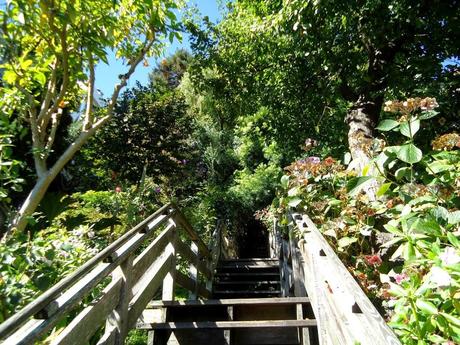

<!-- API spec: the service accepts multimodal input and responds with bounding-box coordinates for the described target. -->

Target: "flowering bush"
[270,98,460,344]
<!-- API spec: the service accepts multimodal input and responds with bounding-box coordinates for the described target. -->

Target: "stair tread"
[216,280,280,285]
[216,272,280,276]
[148,297,310,307]
[214,290,281,294]
[138,319,317,330]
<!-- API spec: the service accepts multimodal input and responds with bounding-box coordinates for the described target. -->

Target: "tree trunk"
[9,126,102,235]
[345,95,383,198]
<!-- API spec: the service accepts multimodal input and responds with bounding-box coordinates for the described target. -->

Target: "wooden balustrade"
[278,212,401,345]
[0,203,214,345]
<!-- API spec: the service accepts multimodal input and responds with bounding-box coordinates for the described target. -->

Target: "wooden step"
[148,297,310,308]
[215,272,280,279]
[215,280,280,286]
[137,319,317,330]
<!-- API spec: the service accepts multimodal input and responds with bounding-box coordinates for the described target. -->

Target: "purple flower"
[182,159,188,165]
[307,156,320,164]
[154,187,161,193]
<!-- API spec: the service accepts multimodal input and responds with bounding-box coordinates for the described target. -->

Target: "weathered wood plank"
[96,325,116,345]
[132,223,174,285]
[147,297,310,307]
[50,278,122,345]
[106,255,134,345]
[293,213,401,345]
[127,251,173,329]
[162,228,177,301]
[176,239,212,279]
[137,319,317,330]
[171,208,210,258]
[189,242,199,299]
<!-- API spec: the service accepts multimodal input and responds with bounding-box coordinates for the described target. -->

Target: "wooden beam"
[127,251,173,329]
[50,279,122,344]
[132,223,174,284]
[171,207,210,258]
[137,319,317,330]
[292,213,401,345]
[176,239,212,279]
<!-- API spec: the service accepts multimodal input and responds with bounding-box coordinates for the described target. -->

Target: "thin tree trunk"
[9,125,103,235]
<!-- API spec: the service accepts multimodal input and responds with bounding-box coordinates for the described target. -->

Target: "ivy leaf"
[376,119,399,131]
[400,118,420,138]
[448,210,460,225]
[397,144,422,164]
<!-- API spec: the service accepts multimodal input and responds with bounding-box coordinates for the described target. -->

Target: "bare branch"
[37,60,58,129]
[42,25,70,131]
[82,54,95,130]
[44,109,62,157]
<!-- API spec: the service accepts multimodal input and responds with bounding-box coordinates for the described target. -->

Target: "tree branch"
[82,54,95,130]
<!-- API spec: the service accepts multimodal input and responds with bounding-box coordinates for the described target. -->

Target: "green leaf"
[419,110,439,120]
[440,312,460,327]
[448,210,460,225]
[337,236,357,248]
[280,175,290,189]
[416,299,438,315]
[288,197,302,207]
[397,144,422,164]
[35,72,46,86]
[376,119,399,131]
[3,70,17,84]
[346,176,375,195]
[426,160,451,174]
[447,233,460,248]
[400,118,420,138]
[377,182,392,197]
[395,167,411,180]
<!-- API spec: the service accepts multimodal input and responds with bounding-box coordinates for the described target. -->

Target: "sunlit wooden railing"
[277,212,401,345]
[0,203,213,345]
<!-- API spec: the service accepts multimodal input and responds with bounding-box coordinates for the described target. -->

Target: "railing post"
[162,225,177,301]
[105,255,134,345]
[189,242,199,299]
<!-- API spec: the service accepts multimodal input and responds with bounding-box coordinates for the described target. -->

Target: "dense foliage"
[270,99,460,344]
[0,0,459,343]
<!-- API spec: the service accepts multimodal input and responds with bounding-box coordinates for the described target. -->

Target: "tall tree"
[0,0,183,235]
[273,0,459,172]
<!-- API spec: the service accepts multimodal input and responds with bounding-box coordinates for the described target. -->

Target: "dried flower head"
[431,133,460,151]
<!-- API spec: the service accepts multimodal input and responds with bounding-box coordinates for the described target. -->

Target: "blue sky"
[95,1,220,97]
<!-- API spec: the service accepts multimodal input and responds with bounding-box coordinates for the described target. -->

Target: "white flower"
[429,267,452,287]
[439,247,460,266]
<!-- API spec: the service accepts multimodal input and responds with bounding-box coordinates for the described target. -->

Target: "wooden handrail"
[277,212,401,345]
[0,203,214,344]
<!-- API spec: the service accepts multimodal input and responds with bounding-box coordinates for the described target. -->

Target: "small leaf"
[346,176,375,196]
[280,175,290,189]
[448,210,460,225]
[416,299,438,315]
[337,236,357,248]
[376,119,399,131]
[400,118,420,137]
[395,167,411,180]
[377,182,392,197]
[288,197,302,207]
[397,144,423,164]
[419,110,439,120]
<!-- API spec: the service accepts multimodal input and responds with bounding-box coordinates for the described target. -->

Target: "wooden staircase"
[0,204,401,345]
[139,258,318,345]
[213,258,281,298]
